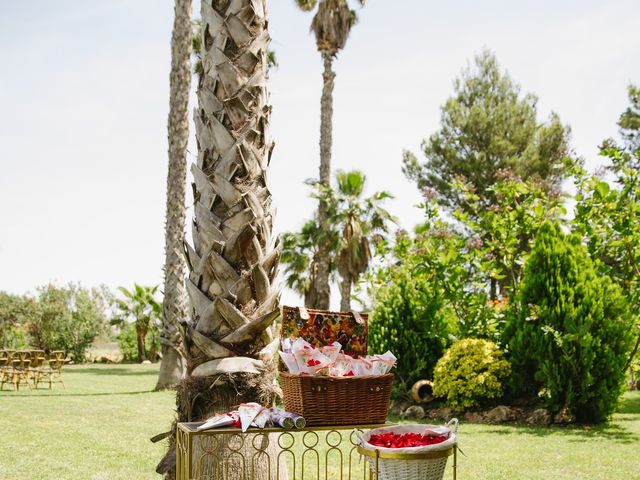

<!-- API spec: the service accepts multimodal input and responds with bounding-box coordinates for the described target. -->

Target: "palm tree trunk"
[311,53,336,309]
[340,275,351,312]
[157,0,282,477]
[156,0,192,391]
[136,327,147,362]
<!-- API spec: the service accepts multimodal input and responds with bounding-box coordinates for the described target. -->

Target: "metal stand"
[176,422,391,480]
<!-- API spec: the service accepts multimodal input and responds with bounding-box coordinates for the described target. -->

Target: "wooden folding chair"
[28,350,47,388]
[44,351,68,389]
[10,351,32,391]
[0,350,11,391]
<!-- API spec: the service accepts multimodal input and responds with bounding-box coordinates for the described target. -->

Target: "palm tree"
[294,0,365,309]
[281,218,339,306]
[156,0,192,391]
[281,170,395,311]
[324,170,396,310]
[157,0,281,477]
[113,285,161,362]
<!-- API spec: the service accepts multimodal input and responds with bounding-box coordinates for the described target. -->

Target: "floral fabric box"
[280,306,368,358]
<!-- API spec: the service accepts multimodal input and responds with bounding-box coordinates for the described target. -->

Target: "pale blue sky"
[1,0,639,307]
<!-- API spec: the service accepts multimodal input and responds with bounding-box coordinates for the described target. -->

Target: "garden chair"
[28,350,47,388]
[9,351,32,391]
[43,356,67,389]
[0,350,11,391]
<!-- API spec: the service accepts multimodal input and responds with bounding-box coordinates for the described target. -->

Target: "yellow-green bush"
[433,338,511,409]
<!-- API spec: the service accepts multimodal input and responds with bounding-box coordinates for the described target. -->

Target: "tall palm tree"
[157,0,281,477]
[294,0,365,309]
[156,0,193,391]
[281,171,395,311]
[320,170,395,310]
[336,172,395,310]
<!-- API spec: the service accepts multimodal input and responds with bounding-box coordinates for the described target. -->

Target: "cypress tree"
[504,222,634,422]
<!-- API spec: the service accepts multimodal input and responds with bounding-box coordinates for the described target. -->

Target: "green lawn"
[0,364,175,480]
[1,364,638,479]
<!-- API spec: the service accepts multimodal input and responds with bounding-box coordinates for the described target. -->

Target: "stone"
[142,360,152,365]
[485,405,517,424]
[401,405,426,420]
[389,399,412,416]
[526,408,551,426]
[463,411,486,423]
[553,407,574,424]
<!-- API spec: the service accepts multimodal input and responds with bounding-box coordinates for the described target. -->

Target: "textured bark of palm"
[158,0,283,478]
[157,0,192,391]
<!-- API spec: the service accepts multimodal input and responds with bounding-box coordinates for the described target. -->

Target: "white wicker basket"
[357,420,458,480]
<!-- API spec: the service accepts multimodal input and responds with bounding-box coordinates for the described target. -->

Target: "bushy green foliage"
[369,235,454,397]
[504,222,634,422]
[0,292,37,349]
[117,323,160,363]
[432,338,511,409]
[1,285,111,361]
[33,284,111,361]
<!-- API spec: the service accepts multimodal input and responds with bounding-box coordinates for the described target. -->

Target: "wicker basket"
[279,371,393,426]
[357,421,458,480]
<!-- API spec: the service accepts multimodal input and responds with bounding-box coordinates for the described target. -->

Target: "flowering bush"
[433,339,511,409]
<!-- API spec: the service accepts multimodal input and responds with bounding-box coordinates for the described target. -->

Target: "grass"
[1,364,639,479]
[0,364,175,480]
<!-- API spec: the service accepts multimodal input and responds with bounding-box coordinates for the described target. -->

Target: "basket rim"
[357,445,454,460]
[279,371,393,381]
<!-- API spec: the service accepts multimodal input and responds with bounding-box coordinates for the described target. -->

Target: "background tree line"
[0,283,163,364]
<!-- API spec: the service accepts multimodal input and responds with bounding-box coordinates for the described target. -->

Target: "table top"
[177,421,392,434]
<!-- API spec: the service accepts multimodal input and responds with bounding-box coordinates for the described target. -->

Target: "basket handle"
[350,310,365,325]
[445,418,459,434]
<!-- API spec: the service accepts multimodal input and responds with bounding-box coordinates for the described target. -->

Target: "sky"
[0,0,639,307]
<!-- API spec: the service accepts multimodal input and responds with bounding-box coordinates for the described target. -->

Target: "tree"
[504,222,634,422]
[571,144,640,372]
[281,170,395,311]
[618,84,640,152]
[280,219,330,306]
[294,0,365,309]
[29,284,111,361]
[157,1,281,476]
[403,50,571,212]
[0,292,37,349]
[322,170,395,310]
[113,284,161,362]
[156,0,192,391]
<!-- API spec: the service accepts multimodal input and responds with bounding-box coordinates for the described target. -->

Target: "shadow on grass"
[480,422,638,444]
[69,367,158,377]
[618,394,640,415]
[0,389,156,397]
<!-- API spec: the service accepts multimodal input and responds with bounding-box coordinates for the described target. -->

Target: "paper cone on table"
[238,403,263,433]
[253,407,271,428]
[197,412,238,431]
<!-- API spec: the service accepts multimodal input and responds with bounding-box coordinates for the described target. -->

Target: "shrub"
[369,264,454,398]
[504,222,634,422]
[433,338,511,409]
